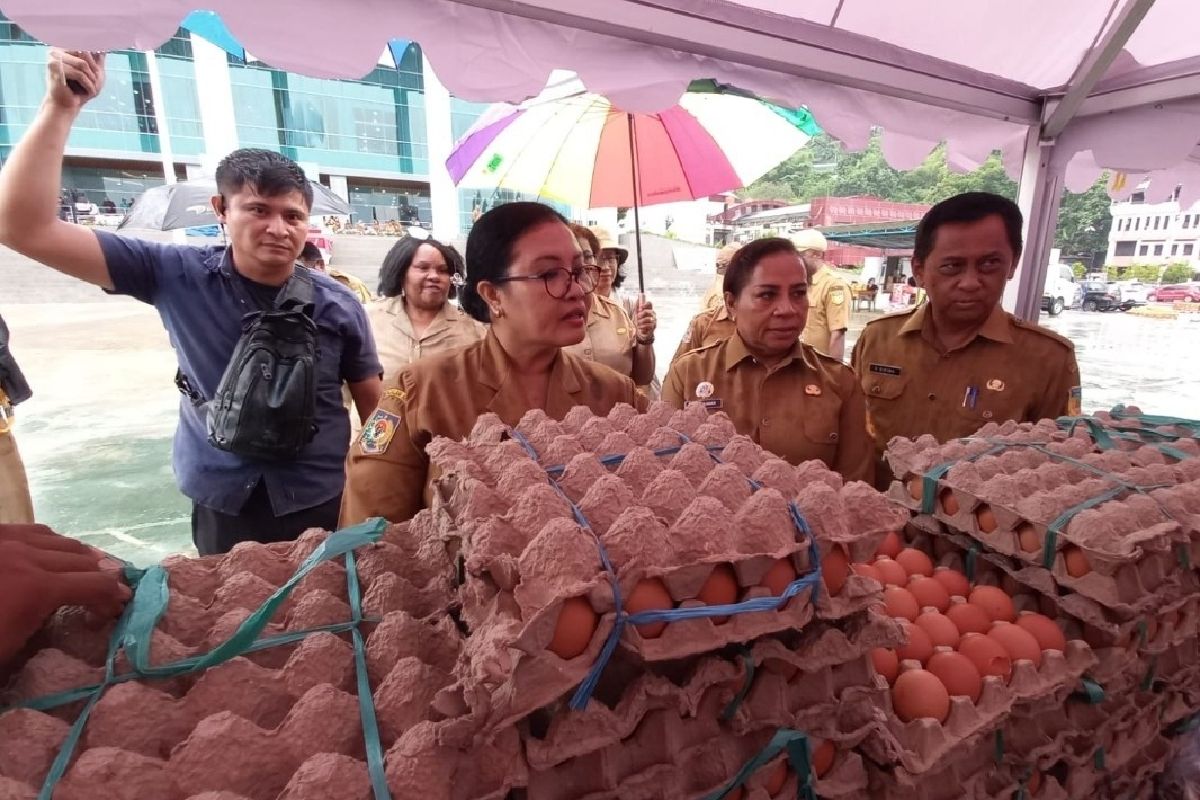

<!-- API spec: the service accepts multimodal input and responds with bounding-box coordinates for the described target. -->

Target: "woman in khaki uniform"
[564,224,656,386]
[342,203,647,525]
[367,237,485,383]
[662,238,874,484]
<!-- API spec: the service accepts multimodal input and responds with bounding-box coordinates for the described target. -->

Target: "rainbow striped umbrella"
[447,79,819,288]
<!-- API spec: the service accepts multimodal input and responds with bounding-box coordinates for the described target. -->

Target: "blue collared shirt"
[96,231,382,515]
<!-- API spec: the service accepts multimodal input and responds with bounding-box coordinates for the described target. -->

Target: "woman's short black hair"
[913,192,1023,264]
[723,238,801,297]
[461,202,568,323]
[612,262,627,290]
[377,236,464,300]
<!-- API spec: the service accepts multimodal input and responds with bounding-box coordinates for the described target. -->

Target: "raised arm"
[0,49,112,290]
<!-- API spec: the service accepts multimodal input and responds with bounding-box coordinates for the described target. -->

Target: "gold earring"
[492,306,504,318]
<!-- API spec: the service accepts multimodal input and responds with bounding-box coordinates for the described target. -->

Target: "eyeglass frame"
[491,264,600,299]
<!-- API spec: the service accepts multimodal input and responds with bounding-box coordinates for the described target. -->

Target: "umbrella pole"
[626,113,645,293]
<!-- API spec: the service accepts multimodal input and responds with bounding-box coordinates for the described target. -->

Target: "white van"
[1041,264,1083,315]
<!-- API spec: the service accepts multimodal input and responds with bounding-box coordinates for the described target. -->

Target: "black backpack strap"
[278,265,316,315]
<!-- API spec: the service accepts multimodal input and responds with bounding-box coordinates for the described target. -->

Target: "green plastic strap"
[700,728,815,800]
[965,541,980,583]
[1141,656,1158,691]
[785,736,820,800]
[345,549,392,800]
[1094,747,1106,771]
[920,462,955,515]
[1040,485,1125,570]
[1169,712,1200,736]
[1078,677,1106,704]
[1137,620,1149,648]
[994,729,1005,763]
[1178,544,1193,571]
[125,519,387,678]
[721,649,756,722]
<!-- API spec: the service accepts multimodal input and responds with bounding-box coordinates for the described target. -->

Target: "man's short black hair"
[913,192,1023,264]
[215,149,313,210]
[299,242,322,262]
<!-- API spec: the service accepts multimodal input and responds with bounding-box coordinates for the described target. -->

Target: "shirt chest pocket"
[861,373,908,402]
[797,397,843,458]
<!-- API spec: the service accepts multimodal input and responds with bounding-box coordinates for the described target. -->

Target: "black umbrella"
[118,178,352,231]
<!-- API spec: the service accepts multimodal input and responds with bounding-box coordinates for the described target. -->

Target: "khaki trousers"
[0,428,35,524]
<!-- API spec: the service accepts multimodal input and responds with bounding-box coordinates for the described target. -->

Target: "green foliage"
[1072,262,1087,278]
[1162,263,1195,284]
[747,131,1113,260]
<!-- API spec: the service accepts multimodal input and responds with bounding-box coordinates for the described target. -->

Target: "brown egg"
[696,564,739,624]
[811,738,836,778]
[624,578,673,638]
[870,648,900,684]
[897,619,935,664]
[1016,522,1040,553]
[1063,546,1091,577]
[957,632,1013,682]
[908,576,951,612]
[927,649,982,702]
[761,559,799,596]
[725,787,745,800]
[895,548,934,578]
[906,476,923,501]
[1027,769,1042,796]
[968,585,1016,623]
[932,566,971,600]
[891,668,951,723]
[884,586,921,621]
[975,504,998,533]
[851,562,883,583]
[548,596,598,659]
[822,547,850,596]
[763,757,789,795]
[915,609,961,649]
[876,531,904,559]
[988,621,1042,667]
[873,557,909,587]
[946,600,993,636]
[939,488,960,516]
[1015,611,1067,653]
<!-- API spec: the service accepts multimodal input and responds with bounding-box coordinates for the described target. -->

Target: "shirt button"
[761,418,770,427]
[871,385,880,394]
[927,393,936,401]
[983,411,994,419]
[829,432,839,441]
[584,348,593,356]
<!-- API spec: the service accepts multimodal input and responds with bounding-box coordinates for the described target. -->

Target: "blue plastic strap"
[721,649,756,722]
[993,729,1005,763]
[345,549,392,800]
[965,540,980,583]
[1040,485,1125,570]
[1094,747,1106,771]
[699,728,817,800]
[1078,677,1106,704]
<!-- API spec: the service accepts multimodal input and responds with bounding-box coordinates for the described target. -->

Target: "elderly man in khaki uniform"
[851,192,1081,486]
[792,228,851,360]
[670,243,742,365]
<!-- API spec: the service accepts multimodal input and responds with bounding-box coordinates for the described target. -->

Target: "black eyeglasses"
[493,265,599,299]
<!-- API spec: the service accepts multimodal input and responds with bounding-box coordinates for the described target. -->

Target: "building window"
[1131,192,1145,203]
[1154,244,1164,256]
[1114,241,1136,257]
[1185,243,1195,256]
[1172,244,1180,256]
[1185,216,1192,229]
[1139,244,1149,256]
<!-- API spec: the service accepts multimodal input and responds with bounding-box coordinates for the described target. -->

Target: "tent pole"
[1004,126,1064,322]
[626,113,645,292]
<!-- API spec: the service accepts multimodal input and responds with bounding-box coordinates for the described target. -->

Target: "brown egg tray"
[384,717,528,800]
[849,635,1096,775]
[884,417,1200,614]
[865,734,996,800]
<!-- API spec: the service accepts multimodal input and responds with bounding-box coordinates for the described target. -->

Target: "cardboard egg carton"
[849,634,1095,775]
[383,717,528,800]
[0,521,469,800]
[885,417,1200,614]
[865,733,997,800]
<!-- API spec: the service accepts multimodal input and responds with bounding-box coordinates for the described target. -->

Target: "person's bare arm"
[0,50,112,290]
[827,329,847,362]
[348,377,383,425]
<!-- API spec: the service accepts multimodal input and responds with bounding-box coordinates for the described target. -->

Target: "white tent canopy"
[8,0,1200,318]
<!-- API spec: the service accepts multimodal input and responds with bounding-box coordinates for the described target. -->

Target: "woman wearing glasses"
[341,203,647,525]
[563,224,656,387]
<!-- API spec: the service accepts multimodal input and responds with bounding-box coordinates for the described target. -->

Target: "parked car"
[1040,264,1084,315]
[1110,280,1150,304]
[1081,278,1135,312]
[1148,282,1200,303]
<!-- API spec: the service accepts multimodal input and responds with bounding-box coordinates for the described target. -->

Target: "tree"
[1056,177,1112,262]
[1162,263,1194,284]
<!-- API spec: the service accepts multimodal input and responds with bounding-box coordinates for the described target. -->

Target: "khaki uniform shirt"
[698,274,724,314]
[564,294,654,385]
[671,305,738,365]
[662,333,875,484]
[341,331,647,525]
[851,304,1081,462]
[329,270,373,304]
[802,266,851,355]
[367,297,486,383]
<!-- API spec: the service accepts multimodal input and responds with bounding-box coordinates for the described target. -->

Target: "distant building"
[1106,193,1200,273]
[708,194,931,266]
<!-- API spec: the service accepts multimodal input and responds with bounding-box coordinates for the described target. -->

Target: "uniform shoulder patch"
[863,306,917,327]
[359,409,401,455]
[383,387,407,403]
[1013,317,1075,351]
[829,287,846,305]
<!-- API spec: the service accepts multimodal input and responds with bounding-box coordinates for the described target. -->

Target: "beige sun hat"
[791,227,828,253]
[589,226,628,263]
[714,243,740,276]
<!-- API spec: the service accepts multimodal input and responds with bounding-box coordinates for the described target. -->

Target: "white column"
[422,56,461,241]
[327,175,350,202]
[1004,127,1064,322]
[190,36,240,174]
[144,51,185,243]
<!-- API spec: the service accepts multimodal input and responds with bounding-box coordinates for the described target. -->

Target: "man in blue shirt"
[0,49,383,555]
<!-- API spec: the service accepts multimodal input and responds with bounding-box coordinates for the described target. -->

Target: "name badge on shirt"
[687,398,723,411]
[869,363,903,376]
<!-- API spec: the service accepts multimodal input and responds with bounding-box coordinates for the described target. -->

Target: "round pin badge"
[695,381,714,400]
